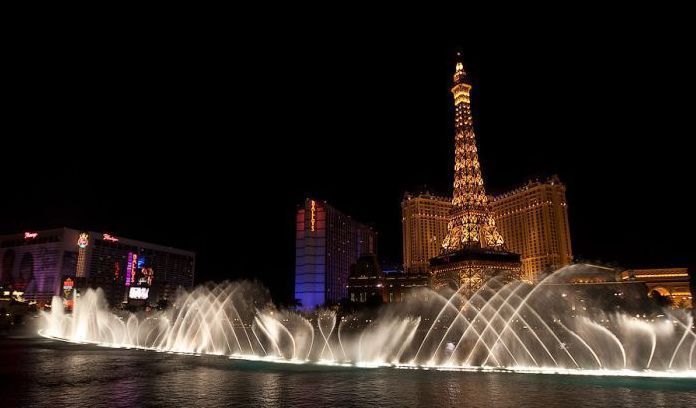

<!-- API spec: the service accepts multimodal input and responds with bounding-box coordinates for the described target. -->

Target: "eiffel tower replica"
[430,54,521,295]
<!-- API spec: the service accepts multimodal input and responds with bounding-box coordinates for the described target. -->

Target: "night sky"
[4,25,692,302]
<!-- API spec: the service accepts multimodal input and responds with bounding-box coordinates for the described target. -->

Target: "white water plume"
[40,266,696,377]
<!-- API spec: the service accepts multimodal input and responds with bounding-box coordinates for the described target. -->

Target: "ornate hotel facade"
[401,191,451,275]
[402,177,574,284]
[620,268,692,309]
[490,176,573,282]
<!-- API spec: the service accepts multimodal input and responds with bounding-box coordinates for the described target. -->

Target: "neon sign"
[125,252,134,286]
[103,233,119,242]
[76,234,88,277]
[62,278,75,308]
[77,233,89,248]
[310,200,316,232]
[130,253,138,287]
[24,232,38,239]
[125,252,138,287]
[142,267,154,286]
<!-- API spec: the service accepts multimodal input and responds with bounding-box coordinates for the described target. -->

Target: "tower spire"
[453,52,467,85]
[440,56,505,252]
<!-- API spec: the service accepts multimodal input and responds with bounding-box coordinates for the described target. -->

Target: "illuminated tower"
[76,232,89,277]
[430,54,521,294]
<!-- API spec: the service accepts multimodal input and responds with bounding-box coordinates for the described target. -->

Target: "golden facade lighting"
[490,176,573,283]
[440,58,505,252]
[76,232,89,278]
[401,192,452,274]
[430,54,522,293]
[622,267,692,309]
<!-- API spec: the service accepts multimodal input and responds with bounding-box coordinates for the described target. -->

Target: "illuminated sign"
[125,252,134,286]
[310,200,316,232]
[125,252,138,287]
[102,233,119,242]
[141,267,154,286]
[62,278,75,308]
[24,232,38,239]
[77,233,89,248]
[130,253,138,287]
[129,287,149,300]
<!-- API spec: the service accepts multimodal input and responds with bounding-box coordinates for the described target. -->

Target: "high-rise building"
[294,199,377,310]
[490,176,573,282]
[0,228,195,306]
[430,55,521,294]
[401,191,451,274]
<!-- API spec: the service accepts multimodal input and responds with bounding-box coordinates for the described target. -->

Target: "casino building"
[401,190,451,275]
[294,198,377,310]
[402,179,574,284]
[490,176,573,283]
[0,228,195,307]
[619,268,692,309]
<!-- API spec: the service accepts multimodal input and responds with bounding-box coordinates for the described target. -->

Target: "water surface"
[1,334,695,407]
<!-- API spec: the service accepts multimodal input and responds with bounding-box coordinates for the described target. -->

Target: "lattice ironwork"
[441,57,505,253]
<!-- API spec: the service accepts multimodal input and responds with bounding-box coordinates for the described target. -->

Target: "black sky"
[3,21,693,302]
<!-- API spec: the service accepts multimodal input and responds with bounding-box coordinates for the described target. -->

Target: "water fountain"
[40,265,696,377]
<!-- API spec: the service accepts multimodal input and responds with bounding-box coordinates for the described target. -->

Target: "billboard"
[128,287,149,300]
[125,252,138,287]
[62,277,77,309]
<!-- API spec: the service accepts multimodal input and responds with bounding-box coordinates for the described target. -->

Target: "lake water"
[2,329,695,407]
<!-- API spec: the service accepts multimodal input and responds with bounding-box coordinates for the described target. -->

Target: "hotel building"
[489,176,573,282]
[401,177,574,284]
[620,267,692,309]
[0,228,195,306]
[546,264,692,310]
[401,191,451,274]
[294,199,377,309]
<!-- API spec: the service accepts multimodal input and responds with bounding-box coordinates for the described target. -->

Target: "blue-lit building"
[294,199,377,310]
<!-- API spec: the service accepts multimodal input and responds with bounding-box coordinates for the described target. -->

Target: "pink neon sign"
[130,254,138,287]
[24,232,38,239]
[125,252,134,286]
[103,233,119,242]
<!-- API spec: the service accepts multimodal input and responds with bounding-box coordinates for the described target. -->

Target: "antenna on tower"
[453,50,467,83]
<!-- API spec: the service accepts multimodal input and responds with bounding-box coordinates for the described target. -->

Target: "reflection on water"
[2,336,696,408]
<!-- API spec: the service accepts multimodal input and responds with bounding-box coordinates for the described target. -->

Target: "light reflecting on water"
[2,336,696,408]
[41,272,696,374]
